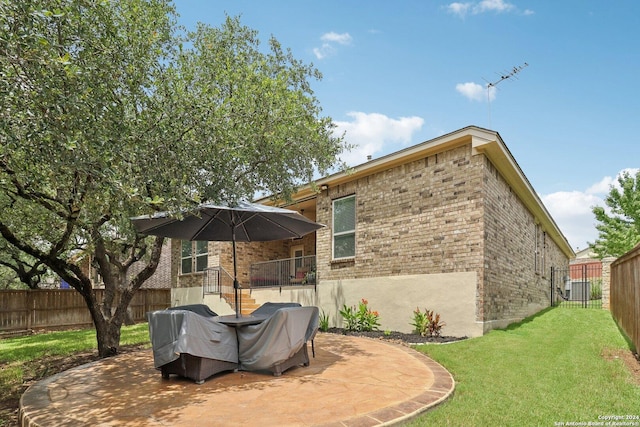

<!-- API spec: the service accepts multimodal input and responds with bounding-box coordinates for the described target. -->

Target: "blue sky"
[173,0,640,252]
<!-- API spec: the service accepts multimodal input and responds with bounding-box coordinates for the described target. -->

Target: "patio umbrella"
[131,201,324,317]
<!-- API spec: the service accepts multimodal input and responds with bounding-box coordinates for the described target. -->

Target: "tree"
[0,242,48,289]
[0,1,345,357]
[590,170,640,258]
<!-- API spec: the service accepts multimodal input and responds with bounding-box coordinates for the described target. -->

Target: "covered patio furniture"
[237,306,319,376]
[250,302,301,316]
[147,309,238,384]
[132,201,324,317]
[166,304,218,317]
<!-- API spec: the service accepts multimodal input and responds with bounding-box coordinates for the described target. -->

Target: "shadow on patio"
[20,334,454,427]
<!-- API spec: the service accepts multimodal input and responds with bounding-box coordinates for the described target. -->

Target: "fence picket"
[611,244,640,353]
[0,289,170,332]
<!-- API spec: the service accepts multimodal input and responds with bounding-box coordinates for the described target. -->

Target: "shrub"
[411,307,445,337]
[339,298,380,332]
[319,310,330,332]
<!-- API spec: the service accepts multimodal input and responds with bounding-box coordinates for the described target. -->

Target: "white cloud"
[314,32,352,59]
[320,32,352,45]
[456,82,495,102]
[313,44,335,60]
[541,168,640,251]
[447,2,472,17]
[333,112,424,166]
[447,0,528,17]
[586,168,639,194]
[542,191,602,251]
[475,0,515,13]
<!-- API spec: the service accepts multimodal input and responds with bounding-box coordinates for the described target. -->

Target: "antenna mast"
[485,62,528,127]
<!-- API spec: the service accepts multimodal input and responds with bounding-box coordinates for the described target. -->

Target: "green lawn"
[407,308,640,426]
[2,310,638,427]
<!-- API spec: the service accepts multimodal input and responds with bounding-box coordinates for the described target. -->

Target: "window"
[542,231,547,276]
[534,224,545,275]
[333,195,356,259]
[181,241,208,274]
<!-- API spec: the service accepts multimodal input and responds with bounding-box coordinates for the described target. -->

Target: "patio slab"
[19,333,454,427]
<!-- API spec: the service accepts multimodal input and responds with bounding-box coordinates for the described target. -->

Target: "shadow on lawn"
[501,306,556,332]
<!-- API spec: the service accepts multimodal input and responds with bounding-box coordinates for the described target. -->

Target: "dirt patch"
[602,348,640,385]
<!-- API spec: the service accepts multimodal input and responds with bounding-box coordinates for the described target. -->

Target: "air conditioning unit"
[565,280,590,301]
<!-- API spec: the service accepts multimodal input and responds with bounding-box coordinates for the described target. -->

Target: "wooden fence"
[0,289,171,333]
[610,243,640,352]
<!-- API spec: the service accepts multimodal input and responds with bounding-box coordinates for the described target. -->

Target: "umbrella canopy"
[131,201,324,316]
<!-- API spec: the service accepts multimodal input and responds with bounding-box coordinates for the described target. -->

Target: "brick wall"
[137,240,173,289]
[316,143,485,281]
[177,234,316,288]
[315,141,569,329]
[481,156,568,324]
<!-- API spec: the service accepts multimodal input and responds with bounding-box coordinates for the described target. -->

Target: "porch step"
[221,290,259,316]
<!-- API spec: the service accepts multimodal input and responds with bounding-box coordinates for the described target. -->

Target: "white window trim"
[180,241,208,275]
[332,195,356,260]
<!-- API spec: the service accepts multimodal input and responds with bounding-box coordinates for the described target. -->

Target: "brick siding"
[316,144,485,281]
[481,156,567,323]
[315,141,568,325]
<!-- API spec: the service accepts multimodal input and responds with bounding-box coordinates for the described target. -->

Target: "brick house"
[171,126,574,337]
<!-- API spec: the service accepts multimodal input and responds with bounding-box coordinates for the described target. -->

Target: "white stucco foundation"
[171,272,482,338]
[171,287,235,316]
[247,272,482,338]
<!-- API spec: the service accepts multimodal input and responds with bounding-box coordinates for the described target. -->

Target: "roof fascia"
[471,130,575,258]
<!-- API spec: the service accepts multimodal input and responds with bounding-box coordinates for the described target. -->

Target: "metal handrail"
[203,266,236,302]
[249,255,317,291]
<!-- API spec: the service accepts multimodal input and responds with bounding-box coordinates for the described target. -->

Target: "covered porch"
[192,198,320,314]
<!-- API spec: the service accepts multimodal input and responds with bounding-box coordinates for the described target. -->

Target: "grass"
[0,323,151,426]
[406,308,640,426]
[2,310,638,426]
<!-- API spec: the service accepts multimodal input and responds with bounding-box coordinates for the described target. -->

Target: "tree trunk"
[90,236,164,357]
[93,313,122,358]
[77,287,124,358]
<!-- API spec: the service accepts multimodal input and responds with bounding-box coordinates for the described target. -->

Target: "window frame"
[534,224,545,276]
[332,195,356,260]
[180,240,208,274]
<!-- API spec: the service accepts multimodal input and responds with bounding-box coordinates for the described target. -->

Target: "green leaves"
[339,299,381,332]
[1,3,345,353]
[590,170,640,258]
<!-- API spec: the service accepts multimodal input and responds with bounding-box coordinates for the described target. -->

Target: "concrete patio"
[19,333,455,426]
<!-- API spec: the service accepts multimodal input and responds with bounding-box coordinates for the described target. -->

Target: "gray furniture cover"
[250,302,301,317]
[238,306,319,376]
[147,310,238,381]
[166,304,217,317]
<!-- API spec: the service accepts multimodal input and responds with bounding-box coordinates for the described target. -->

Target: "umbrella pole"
[232,236,239,318]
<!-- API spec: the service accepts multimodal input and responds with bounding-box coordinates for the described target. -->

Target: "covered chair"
[147,309,238,384]
[250,302,301,316]
[237,306,319,376]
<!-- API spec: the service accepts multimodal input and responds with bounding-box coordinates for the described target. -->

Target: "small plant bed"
[325,328,466,344]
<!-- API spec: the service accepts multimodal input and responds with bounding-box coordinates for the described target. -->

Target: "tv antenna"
[484,62,528,128]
